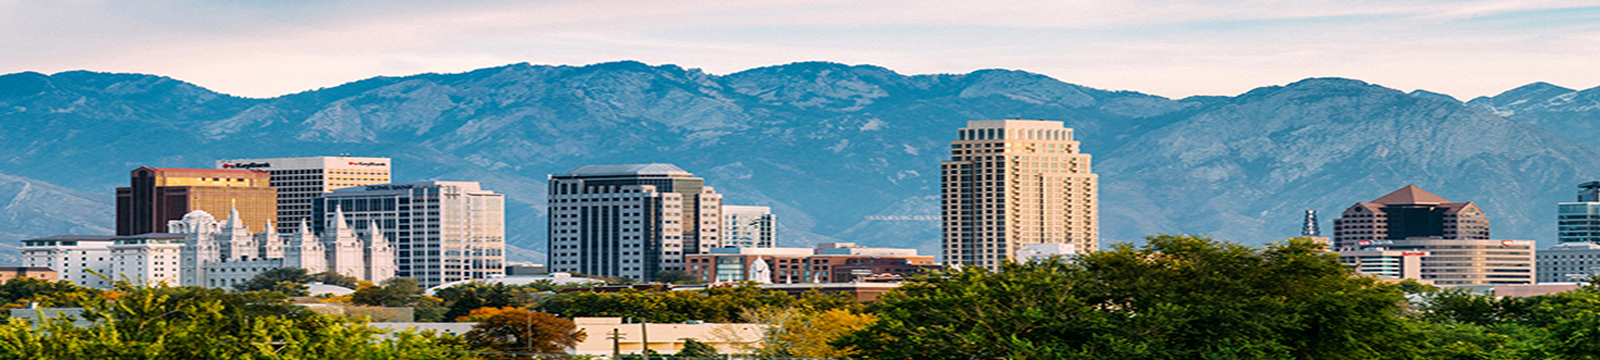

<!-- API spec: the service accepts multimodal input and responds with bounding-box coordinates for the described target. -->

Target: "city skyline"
[3,1,1598,100]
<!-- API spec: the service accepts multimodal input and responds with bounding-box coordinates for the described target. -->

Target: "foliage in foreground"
[838,235,1417,360]
[0,282,474,360]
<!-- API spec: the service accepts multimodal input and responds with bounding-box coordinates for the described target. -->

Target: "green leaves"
[839,234,1414,360]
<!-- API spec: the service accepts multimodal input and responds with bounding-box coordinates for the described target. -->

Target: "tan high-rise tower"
[941,120,1098,270]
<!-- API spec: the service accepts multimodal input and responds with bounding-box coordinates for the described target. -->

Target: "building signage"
[349,162,388,167]
[222,162,271,169]
[1401,252,1427,256]
[1501,240,1532,246]
[1358,240,1372,247]
[365,184,414,191]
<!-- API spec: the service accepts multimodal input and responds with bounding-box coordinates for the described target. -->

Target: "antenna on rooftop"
[1301,210,1320,237]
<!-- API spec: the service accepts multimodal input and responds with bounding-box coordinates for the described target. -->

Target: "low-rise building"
[20,235,117,288]
[1339,238,1535,285]
[685,243,938,284]
[1537,241,1600,283]
[0,267,58,283]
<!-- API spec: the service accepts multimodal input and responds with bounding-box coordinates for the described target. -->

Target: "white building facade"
[20,235,117,288]
[313,181,504,287]
[108,233,186,286]
[721,205,776,248]
[216,156,392,233]
[172,206,393,289]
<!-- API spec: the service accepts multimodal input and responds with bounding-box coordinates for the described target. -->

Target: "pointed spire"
[333,204,349,231]
[367,218,385,244]
[298,218,311,237]
[262,220,275,236]
[226,202,244,229]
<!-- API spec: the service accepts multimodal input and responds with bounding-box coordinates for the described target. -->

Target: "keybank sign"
[349,162,387,167]
[221,162,271,169]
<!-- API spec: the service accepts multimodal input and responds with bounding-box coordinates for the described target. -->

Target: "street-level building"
[685,243,938,284]
[314,181,504,287]
[942,120,1098,271]
[0,267,58,283]
[547,164,723,281]
[217,156,392,233]
[721,205,776,248]
[19,235,117,288]
[115,167,277,236]
[1537,241,1600,283]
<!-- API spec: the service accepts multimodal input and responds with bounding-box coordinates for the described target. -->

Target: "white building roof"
[424,273,604,295]
[307,283,356,296]
[563,164,690,177]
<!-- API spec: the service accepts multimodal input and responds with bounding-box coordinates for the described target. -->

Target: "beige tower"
[941,120,1098,270]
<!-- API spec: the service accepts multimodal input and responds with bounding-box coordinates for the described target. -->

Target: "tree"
[0,281,477,359]
[311,271,363,289]
[677,338,719,358]
[232,267,312,295]
[836,235,1419,360]
[464,308,586,356]
[352,278,424,307]
[653,270,699,284]
[751,308,874,358]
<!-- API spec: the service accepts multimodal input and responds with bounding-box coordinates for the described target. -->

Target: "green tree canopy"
[232,267,312,295]
[836,234,1418,360]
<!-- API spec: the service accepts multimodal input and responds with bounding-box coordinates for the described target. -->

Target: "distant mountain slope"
[0,62,1594,264]
[0,172,114,263]
[1103,78,1600,243]
[1466,82,1600,150]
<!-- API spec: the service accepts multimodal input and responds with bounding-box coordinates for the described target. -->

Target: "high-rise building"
[115,167,277,236]
[313,181,504,287]
[722,205,776,248]
[1557,181,1600,244]
[216,156,392,233]
[1333,185,1531,285]
[1330,185,1490,251]
[940,120,1098,271]
[547,164,724,281]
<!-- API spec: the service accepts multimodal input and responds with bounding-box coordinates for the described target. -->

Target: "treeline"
[4,234,1600,359]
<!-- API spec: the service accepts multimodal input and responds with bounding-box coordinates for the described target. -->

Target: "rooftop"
[1371,185,1451,205]
[562,163,692,177]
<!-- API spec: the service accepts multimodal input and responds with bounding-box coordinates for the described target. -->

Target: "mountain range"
[0,61,1597,264]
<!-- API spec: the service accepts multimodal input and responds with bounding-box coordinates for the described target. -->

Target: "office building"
[1537,242,1600,283]
[941,120,1098,271]
[314,181,504,287]
[115,167,277,236]
[217,156,392,233]
[1330,185,1490,251]
[1557,181,1600,244]
[1332,186,1531,285]
[547,164,723,281]
[19,235,116,288]
[722,205,776,248]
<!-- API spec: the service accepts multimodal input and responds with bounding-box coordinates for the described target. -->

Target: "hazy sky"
[4,0,1598,99]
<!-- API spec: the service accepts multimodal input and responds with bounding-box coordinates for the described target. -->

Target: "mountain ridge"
[0,62,1595,264]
